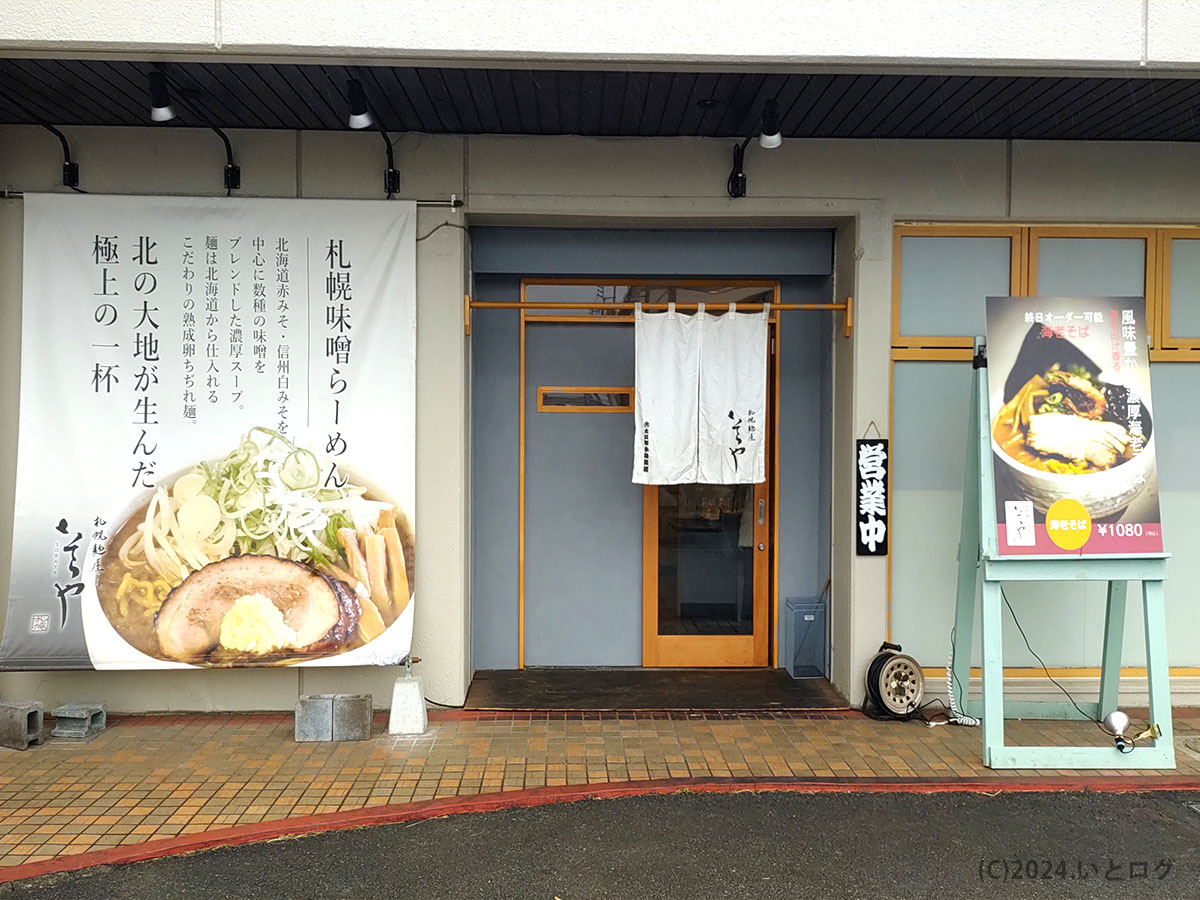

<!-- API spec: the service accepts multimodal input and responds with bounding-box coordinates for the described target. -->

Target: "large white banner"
[3,194,416,670]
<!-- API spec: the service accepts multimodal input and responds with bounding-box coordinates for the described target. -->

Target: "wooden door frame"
[641,314,779,668]
[641,480,771,667]
[518,278,783,670]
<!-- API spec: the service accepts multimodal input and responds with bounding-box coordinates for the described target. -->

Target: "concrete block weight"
[0,701,44,751]
[295,694,373,742]
[50,702,106,740]
[332,694,372,741]
[389,675,427,735]
[294,694,334,742]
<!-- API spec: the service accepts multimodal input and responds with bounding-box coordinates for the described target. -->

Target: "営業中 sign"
[856,438,888,556]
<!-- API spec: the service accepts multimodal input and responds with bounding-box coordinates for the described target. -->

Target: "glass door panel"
[656,484,755,636]
[642,478,770,667]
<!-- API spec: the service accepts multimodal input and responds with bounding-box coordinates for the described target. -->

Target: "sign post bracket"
[950,338,1174,769]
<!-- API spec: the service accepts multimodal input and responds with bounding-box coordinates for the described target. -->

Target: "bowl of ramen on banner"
[81,427,414,668]
[990,340,1154,519]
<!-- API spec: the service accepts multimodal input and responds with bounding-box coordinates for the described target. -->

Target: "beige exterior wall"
[3,124,1200,710]
[4,1,1200,73]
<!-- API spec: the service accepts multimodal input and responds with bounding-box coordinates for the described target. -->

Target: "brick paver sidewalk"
[0,709,1196,871]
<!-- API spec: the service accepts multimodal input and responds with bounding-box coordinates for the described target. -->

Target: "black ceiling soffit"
[2,58,1199,141]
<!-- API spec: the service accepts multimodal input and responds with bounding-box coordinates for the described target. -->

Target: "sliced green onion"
[280,449,320,490]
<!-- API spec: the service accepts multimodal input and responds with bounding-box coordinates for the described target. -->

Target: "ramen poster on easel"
[985,296,1162,556]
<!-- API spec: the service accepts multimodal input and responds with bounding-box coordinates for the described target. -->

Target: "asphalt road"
[3,790,1199,899]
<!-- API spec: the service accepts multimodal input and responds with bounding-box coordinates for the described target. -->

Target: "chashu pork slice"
[1025,413,1131,471]
[156,555,357,662]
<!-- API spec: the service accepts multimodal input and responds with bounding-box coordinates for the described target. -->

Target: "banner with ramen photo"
[3,194,415,670]
[985,296,1162,556]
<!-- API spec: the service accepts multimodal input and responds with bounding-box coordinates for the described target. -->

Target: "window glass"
[1035,238,1145,298]
[537,388,632,412]
[898,236,1012,340]
[1168,238,1200,339]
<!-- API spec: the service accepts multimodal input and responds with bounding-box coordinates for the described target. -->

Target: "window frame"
[892,223,1192,362]
[1155,227,1200,359]
[535,385,634,413]
[1027,225,1160,350]
[891,223,1027,356]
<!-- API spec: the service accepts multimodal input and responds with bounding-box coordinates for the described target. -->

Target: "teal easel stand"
[951,339,1174,769]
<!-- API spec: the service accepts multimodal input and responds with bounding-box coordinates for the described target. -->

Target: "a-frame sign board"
[950,339,1174,769]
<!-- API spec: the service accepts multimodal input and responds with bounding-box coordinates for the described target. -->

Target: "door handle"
[758,498,765,526]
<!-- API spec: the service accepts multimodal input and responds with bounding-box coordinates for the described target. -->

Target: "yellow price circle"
[1045,498,1092,550]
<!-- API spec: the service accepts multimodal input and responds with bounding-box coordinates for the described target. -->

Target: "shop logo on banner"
[856,438,888,556]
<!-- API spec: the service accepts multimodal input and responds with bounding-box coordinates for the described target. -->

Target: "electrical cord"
[726,142,747,198]
[945,625,980,726]
[999,586,1110,737]
[861,689,952,727]
[917,696,954,727]
[416,221,468,243]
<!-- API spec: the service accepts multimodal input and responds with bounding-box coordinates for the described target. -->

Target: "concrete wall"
[6,1,1200,73]
[5,123,1200,708]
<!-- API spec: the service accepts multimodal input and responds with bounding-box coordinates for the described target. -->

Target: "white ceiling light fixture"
[758,98,782,149]
[346,78,374,130]
[148,70,176,123]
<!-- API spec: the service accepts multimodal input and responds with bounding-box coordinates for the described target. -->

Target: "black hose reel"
[864,642,925,719]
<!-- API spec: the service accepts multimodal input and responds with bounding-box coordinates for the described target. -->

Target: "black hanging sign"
[855,438,888,556]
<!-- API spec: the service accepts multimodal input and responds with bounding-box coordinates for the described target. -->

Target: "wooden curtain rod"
[463,297,855,337]
[468,300,847,311]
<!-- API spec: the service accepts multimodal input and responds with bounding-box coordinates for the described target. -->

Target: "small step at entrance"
[465,668,847,711]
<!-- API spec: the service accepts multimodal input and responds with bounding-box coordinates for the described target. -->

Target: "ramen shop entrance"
[468,228,835,688]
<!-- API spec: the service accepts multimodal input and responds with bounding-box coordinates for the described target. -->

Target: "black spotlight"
[148,70,175,122]
[346,78,400,197]
[347,78,374,130]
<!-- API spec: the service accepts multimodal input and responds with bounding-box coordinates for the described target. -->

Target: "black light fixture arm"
[726,98,781,199]
[5,91,84,192]
[40,123,81,191]
[727,132,754,199]
[376,119,400,198]
[149,67,241,194]
[208,124,241,193]
[344,76,401,197]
